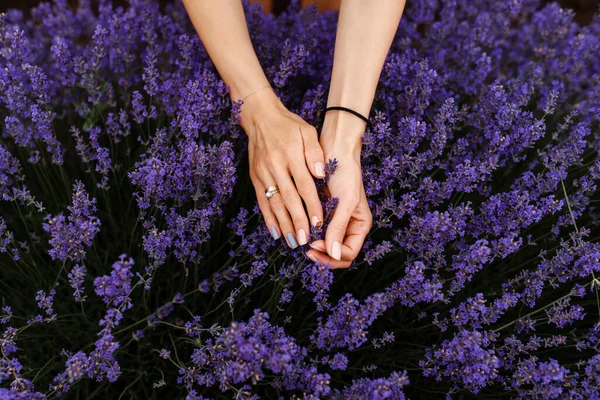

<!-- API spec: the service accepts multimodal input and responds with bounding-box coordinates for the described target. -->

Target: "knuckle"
[291,215,307,228]
[343,197,360,212]
[266,151,286,167]
[335,225,346,235]
[330,223,346,236]
[269,194,284,208]
[366,213,373,229]
[280,187,298,202]
[249,166,260,180]
[302,195,319,210]
[286,146,304,160]
[302,194,320,211]
[263,217,276,228]
[249,171,258,184]
[304,124,318,137]
[257,165,271,180]
[296,178,315,195]
[251,164,265,180]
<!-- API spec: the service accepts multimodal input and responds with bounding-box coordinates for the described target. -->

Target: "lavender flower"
[1,0,600,398]
[68,265,87,302]
[42,181,100,262]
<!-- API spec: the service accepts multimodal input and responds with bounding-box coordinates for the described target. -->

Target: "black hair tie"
[324,106,372,129]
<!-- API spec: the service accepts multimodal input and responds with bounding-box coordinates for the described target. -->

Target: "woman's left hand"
[306,122,372,269]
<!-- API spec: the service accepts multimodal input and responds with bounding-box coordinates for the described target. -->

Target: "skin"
[182,0,405,266]
[306,0,406,268]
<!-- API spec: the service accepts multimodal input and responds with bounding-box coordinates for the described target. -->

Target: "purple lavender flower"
[331,371,409,400]
[159,349,171,359]
[68,265,87,302]
[1,0,600,398]
[421,330,502,393]
[94,254,134,336]
[32,288,57,323]
[42,181,100,262]
[301,261,333,311]
[64,351,88,383]
[0,388,46,400]
[0,306,12,325]
[181,309,330,396]
[327,353,348,371]
[87,334,121,383]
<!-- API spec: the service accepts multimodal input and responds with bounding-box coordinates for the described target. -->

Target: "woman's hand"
[181,0,326,248]
[240,88,326,248]
[299,0,403,267]
[306,115,372,268]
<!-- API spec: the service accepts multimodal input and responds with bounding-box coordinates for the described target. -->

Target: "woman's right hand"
[239,87,326,249]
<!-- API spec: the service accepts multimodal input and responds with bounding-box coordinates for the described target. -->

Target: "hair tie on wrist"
[324,106,372,129]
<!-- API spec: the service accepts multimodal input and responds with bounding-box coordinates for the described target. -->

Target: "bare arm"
[182,0,271,102]
[183,0,326,250]
[308,0,405,266]
[324,0,405,149]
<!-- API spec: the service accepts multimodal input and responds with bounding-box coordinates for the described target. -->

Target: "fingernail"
[297,229,308,246]
[309,242,325,252]
[331,241,341,260]
[311,215,322,227]
[306,252,318,262]
[270,226,280,240]
[286,232,298,249]
[315,162,325,178]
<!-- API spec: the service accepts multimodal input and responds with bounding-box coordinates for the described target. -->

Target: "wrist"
[236,87,285,132]
[320,111,365,162]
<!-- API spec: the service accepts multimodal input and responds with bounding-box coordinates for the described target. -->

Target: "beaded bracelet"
[324,106,372,129]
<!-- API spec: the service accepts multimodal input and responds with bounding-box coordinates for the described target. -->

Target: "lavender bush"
[1,0,600,398]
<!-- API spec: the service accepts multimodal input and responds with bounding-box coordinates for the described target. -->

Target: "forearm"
[182,0,280,114]
[323,0,405,148]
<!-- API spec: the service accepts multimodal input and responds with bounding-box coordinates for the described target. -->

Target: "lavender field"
[1,0,600,398]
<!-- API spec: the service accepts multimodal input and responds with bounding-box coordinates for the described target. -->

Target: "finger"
[308,229,366,267]
[260,169,297,249]
[309,239,326,252]
[340,197,373,259]
[338,217,371,261]
[290,162,324,230]
[311,234,362,261]
[253,181,281,241]
[306,248,352,269]
[271,165,310,247]
[325,200,356,261]
[299,124,325,178]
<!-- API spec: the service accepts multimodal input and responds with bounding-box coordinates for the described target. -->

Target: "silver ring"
[265,185,280,199]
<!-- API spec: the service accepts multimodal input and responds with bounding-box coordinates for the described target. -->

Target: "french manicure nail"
[297,229,308,246]
[311,215,322,227]
[270,226,280,240]
[331,241,341,260]
[315,162,325,178]
[287,232,298,249]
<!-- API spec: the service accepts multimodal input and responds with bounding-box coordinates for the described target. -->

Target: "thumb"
[299,124,325,178]
[325,201,353,261]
